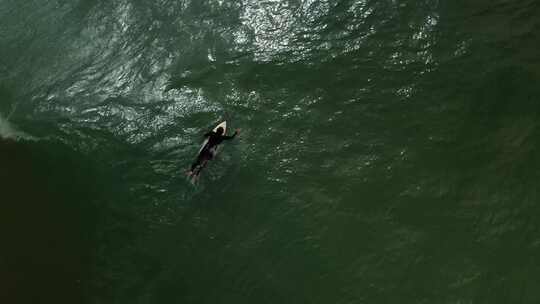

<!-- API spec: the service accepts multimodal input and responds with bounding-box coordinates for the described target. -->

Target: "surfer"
[188,126,240,178]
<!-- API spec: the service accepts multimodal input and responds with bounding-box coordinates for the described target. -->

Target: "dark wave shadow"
[0,137,100,304]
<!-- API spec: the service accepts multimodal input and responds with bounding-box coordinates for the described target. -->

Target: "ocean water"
[2,0,540,303]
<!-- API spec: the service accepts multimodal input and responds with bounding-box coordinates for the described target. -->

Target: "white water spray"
[0,113,26,140]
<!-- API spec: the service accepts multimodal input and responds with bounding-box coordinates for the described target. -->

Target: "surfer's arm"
[222,129,239,140]
[203,131,213,137]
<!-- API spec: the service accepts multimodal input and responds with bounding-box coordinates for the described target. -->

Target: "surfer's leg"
[189,154,204,175]
[194,159,208,176]
[190,148,212,177]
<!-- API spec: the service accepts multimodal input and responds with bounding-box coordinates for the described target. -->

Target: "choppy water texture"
[2,0,540,303]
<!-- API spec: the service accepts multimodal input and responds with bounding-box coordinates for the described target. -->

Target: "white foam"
[0,114,27,140]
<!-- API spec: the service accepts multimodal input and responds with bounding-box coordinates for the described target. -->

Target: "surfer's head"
[216,127,224,135]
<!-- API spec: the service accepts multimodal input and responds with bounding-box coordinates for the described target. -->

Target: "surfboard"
[198,121,227,154]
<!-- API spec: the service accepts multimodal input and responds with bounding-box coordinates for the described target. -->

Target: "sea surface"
[2,0,540,303]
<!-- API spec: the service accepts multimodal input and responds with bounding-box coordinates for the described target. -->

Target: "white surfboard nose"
[213,121,227,134]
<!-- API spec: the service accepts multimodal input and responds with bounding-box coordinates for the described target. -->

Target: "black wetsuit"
[190,130,238,172]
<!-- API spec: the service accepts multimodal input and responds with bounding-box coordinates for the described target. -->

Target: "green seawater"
[2,0,540,303]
